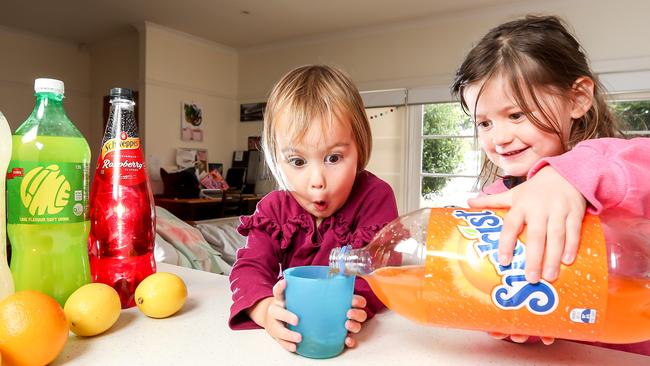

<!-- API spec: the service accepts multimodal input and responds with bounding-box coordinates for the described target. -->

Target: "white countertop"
[53,263,649,365]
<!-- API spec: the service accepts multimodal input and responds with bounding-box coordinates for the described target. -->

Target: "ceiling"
[0,0,522,49]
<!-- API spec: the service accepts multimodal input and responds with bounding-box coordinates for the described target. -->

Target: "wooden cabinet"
[154,194,263,221]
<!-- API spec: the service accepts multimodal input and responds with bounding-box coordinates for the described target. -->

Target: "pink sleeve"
[528,137,650,216]
[480,179,508,196]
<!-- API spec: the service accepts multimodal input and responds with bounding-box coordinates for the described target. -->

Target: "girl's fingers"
[523,215,547,284]
[489,332,553,345]
[272,279,286,300]
[268,304,298,326]
[498,210,525,266]
[347,308,367,323]
[277,338,298,352]
[542,212,566,282]
[488,332,509,340]
[468,191,512,209]
[345,320,362,333]
[345,336,357,348]
[509,334,529,343]
[351,295,367,309]
[270,322,302,343]
[541,337,555,345]
[562,210,583,265]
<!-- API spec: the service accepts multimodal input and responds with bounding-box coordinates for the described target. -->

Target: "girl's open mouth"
[313,200,328,212]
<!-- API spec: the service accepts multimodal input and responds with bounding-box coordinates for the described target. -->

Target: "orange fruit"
[0,291,69,366]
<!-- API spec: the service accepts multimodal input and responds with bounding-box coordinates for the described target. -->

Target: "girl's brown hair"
[451,15,621,185]
[262,65,372,188]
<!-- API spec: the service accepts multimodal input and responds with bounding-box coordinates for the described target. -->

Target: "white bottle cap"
[34,78,65,95]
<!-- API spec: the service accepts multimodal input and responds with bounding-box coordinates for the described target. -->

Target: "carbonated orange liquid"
[364,262,650,343]
[332,208,650,344]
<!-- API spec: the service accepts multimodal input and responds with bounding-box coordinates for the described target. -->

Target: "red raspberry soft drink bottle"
[89,88,156,308]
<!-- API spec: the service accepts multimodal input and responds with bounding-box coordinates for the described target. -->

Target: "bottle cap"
[109,88,134,100]
[34,78,65,95]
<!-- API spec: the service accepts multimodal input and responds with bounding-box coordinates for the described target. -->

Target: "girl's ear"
[570,77,595,119]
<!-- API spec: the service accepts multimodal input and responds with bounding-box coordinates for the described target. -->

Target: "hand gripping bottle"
[0,111,15,301]
[89,88,156,308]
[6,78,91,306]
[329,208,650,344]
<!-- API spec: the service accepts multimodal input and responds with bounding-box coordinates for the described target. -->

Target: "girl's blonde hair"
[451,15,622,187]
[262,65,372,188]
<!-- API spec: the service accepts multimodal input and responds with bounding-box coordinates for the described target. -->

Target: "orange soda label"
[425,208,608,337]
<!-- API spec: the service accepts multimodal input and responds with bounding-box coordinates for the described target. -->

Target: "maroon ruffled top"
[229,170,398,329]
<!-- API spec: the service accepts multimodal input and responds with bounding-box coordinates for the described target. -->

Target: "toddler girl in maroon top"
[229,65,398,353]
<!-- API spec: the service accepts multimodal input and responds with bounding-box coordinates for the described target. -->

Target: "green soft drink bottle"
[6,78,91,306]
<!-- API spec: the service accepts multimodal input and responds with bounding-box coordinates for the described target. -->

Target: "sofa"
[154,207,246,275]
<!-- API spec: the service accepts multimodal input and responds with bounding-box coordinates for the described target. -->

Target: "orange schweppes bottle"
[329,208,650,344]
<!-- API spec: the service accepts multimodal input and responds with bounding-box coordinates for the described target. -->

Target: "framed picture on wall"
[240,102,266,122]
[181,101,203,141]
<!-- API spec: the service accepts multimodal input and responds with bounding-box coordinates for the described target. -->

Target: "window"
[365,106,407,213]
[609,99,650,137]
[408,102,481,209]
[407,96,650,211]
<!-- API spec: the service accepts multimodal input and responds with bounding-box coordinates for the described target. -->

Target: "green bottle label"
[6,162,88,224]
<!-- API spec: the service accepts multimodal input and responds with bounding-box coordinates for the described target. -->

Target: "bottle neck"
[15,92,82,137]
[110,98,135,111]
[329,245,373,276]
[34,92,67,122]
[103,99,137,140]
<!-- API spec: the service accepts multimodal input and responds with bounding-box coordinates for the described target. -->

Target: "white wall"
[0,26,91,139]
[141,23,239,193]
[88,28,140,174]
[237,0,650,204]
[239,0,650,100]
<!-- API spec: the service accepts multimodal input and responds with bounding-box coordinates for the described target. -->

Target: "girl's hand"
[344,295,368,348]
[468,166,586,283]
[488,332,555,345]
[259,280,302,352]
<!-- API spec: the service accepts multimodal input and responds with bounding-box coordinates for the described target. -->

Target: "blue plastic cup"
[283,265,355,359]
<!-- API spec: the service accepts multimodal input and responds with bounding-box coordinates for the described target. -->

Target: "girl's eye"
[509,112,524,120]
[287,157,306,167]
[476,120,492,130]
[325,154,342,164]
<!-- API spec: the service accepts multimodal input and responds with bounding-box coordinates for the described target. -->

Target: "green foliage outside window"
[421,103,473,198]
[609,100,650,132]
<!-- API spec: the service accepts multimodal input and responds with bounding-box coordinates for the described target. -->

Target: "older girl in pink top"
[229,65,398,353]
[451,15,650,355]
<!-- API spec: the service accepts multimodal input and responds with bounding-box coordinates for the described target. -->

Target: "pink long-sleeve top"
[229,170,398,330]
[482,137,650,355]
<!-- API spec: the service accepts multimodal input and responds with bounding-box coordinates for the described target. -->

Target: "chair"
[160,167,200,198]
[225,167,246,191]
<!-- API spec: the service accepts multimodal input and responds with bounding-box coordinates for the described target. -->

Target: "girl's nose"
[309,166,326,190]
[491,121,514,146]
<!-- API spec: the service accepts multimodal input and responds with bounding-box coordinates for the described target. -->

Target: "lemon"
[64,283,121,337]
[135,272,187,319]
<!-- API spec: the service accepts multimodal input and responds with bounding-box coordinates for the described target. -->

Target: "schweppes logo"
[20,165,71,215]
[101,137,140,159]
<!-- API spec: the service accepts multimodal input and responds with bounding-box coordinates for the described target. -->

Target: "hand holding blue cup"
[283,265,356,359]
